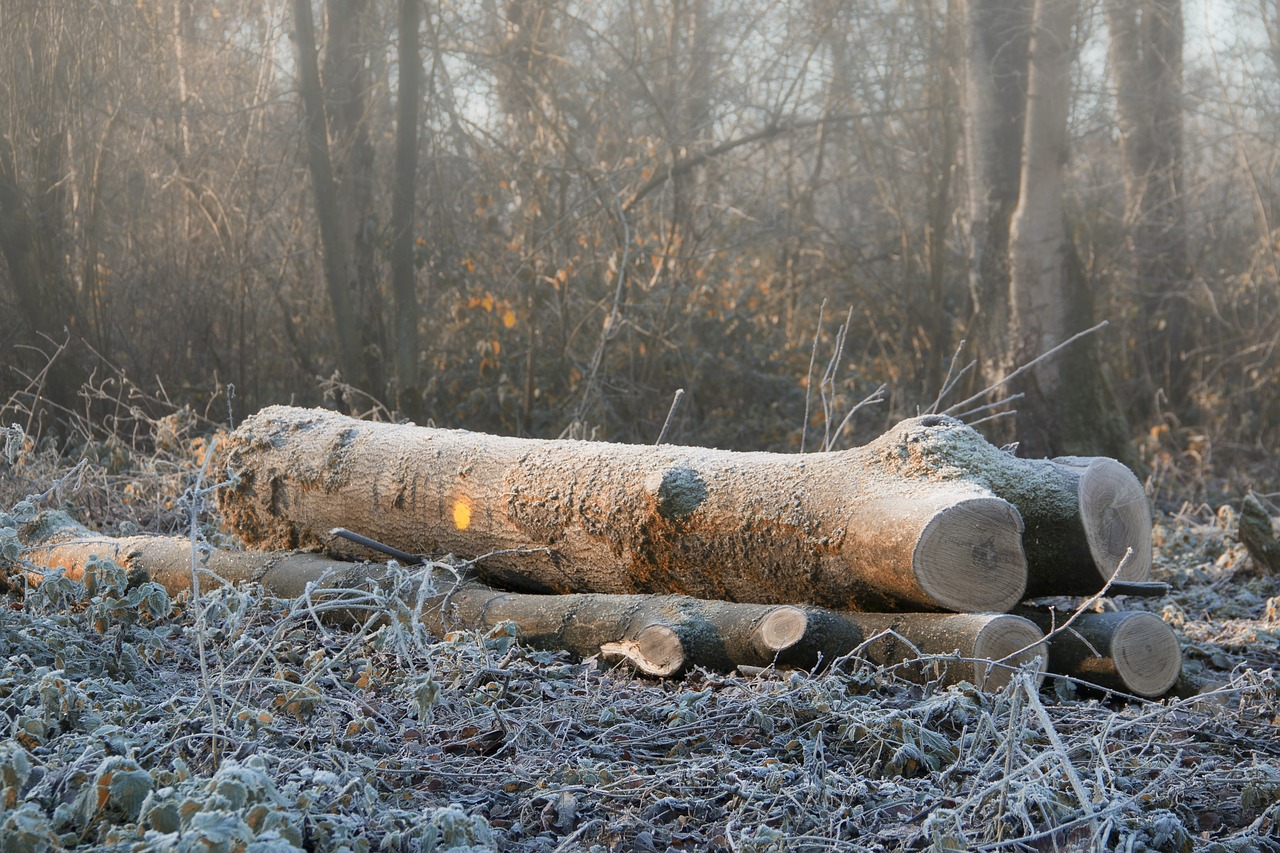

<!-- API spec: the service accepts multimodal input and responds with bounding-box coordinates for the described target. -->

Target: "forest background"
[2,0,1277,498]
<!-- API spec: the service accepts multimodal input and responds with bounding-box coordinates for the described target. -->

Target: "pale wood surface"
[20,511,1042,691]
[217,407,1031,613]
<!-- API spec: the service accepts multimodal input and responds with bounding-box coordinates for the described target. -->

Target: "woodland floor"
[1,414,1279,852]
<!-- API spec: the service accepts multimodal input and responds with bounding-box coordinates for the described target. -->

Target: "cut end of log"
[599,623,685,677]
[914,497,1027,613]
[1078,458,1152,586]
[971,614,1049,692]
[1109,612,1182,698]
[756,606,810,654]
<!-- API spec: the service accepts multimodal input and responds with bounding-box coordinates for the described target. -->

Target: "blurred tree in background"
[1,0,1276,474]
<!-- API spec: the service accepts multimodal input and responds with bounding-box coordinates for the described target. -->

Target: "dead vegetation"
[2,395,1280,851]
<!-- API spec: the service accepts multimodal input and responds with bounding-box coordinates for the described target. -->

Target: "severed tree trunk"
[866,417,1152,596]
[847,612,1046,691]
[216,407,1151,608]
[1020,608,1181,698]
[217,406,1030,614]
[19,511,1045,690]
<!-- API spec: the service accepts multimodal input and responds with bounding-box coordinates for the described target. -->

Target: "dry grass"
[2,396,1280,851]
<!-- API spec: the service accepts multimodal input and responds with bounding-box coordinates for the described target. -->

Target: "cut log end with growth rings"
[1022,609,1182,698]
[1074,457,1153,589]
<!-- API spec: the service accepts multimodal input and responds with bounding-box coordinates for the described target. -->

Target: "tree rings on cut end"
[914,497,1028,613]
[757,606,809,654]
[600,623,685,677]
[1106,611,1181,698]
[1078,457,1152,586]
[971,614,1049,691]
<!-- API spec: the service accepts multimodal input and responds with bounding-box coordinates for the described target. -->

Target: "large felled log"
[861,417,1152,596]
[1019,608,1181,698]
[18,512,1045,689]
[216,407,1031,613]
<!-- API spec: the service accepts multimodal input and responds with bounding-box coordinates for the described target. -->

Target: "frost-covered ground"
[1,418,1279,852]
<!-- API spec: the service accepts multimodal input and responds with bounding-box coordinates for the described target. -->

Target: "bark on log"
[1019,608,1181,698]
[18,512,1044,689]
[216,407,1030,613]
[845,612,1047,691]
[861,416,1152,595]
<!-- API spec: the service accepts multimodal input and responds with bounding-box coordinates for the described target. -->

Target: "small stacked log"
[204,406,1176,695]
[1017,608,1182,698]
[20,512,1046,691]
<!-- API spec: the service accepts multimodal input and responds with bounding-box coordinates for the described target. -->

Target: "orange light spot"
[453,496,473,530]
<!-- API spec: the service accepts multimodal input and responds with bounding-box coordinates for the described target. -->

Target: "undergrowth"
[1,392,1280,850]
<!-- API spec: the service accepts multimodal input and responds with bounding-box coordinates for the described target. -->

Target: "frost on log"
[20,511,1046,690]
[216,407,1150,612]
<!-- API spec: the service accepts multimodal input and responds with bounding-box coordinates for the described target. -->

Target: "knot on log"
[646,465,707,520]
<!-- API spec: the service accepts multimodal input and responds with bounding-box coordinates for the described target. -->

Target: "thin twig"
[655,388,685,446]
[950,393,1026,423]
[187,435,221,766]
[331,527,423,565]
[819,307,855,451]
[1023,679,1099,835]
[927,340,972,414]
[824,382,886,452]
[573,175,631,431]
[942,321,1108,417]
[800,299,826,454]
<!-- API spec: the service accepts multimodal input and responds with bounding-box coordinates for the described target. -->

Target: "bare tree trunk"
[957,0,1030,408]
[291,0,364,396]
[1002,0,1133,462]
[324,0,384,397]
[0,23,85,417]
[1105,0,1190,415]
[921,0,961,393]
[391,0,422,421]
[1007,0,1078,409]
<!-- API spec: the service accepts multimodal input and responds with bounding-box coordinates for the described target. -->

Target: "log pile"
[25,405,1181,696]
